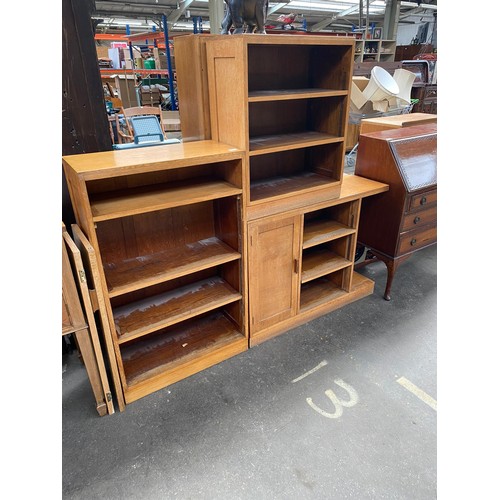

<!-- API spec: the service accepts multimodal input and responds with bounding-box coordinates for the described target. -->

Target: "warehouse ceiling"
[93,0,437,35]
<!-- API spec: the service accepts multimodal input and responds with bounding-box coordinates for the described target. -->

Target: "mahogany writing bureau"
[354,123,437,300]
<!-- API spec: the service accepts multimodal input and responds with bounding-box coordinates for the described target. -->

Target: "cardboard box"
[96,45,111,59]
[140,86,161,106]
[153,47,175,70]
[350,77,373,114]
[161,110,181,131]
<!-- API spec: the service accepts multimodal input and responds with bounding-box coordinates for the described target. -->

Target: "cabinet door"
[248,215,301,333]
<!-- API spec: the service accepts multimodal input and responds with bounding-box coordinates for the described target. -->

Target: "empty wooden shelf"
[63,141,248,406]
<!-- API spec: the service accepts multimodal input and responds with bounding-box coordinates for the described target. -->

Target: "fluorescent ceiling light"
[100,18,154,26]
[287,1,385,13]
[400,1,437,9]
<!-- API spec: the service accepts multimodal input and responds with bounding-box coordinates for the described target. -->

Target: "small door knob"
[420,197,427,205]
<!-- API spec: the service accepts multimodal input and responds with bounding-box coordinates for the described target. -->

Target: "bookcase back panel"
[109,268,219,308]
[249,98,345,138]
[86,160,242,195]
[249,100,307,137]
[306,143,344,179]
[96,200,239,267]
[310,45,353,90]
[248,45,311,91]
[308,97,346,137]
[247,44,352,92]
[213,197,241,251]
[249,143,343,182]
[304,204,354,227]
[250,149,308,181]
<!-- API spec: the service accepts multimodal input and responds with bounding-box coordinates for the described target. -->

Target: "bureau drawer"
[398,226,437,254]
[408,189,437,212]
[401,205,437,232]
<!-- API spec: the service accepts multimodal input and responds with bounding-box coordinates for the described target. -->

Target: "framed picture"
[373,27,382,39]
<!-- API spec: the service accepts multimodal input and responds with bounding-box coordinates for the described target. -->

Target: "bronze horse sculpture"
[221,0,269,34]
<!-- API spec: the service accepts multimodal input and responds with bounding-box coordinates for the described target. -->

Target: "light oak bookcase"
[176,34,389,346]
[63,141,248,404]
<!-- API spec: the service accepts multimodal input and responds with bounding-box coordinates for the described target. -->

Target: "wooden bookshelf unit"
[176,34,390,348]
[63,141,248,405]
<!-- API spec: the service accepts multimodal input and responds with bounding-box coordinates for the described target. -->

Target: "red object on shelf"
[95,34,128,41]
[99,68,171,75]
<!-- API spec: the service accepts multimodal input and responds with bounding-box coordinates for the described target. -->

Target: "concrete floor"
[62,243,437,499]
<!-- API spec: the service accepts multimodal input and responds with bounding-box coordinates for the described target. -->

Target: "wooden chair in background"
[116,105,163,143]
[114,105,181,150]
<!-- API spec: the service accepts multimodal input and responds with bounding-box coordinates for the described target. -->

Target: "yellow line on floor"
[397,376,437,411]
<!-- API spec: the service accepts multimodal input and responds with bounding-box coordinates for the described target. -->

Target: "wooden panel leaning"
[63,141,247,407]
[62,224,114,416]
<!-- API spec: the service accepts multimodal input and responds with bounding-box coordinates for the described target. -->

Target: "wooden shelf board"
[106,237,241,297]
[303,220,356,249]
[91,179,242,221]
[115,276,242,343]
[248,89,348,102]
[300,277,347,312]
[250,172,336,203]
[251,272,374,347]
[121,311,244,387]
[300,272,363,312]
[249,131,343,156]
[301,248,352,283]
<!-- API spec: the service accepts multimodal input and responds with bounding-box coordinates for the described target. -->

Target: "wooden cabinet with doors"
[63,141,248,406]
[248,174,388,346]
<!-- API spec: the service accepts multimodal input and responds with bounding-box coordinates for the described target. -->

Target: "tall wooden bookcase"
[176,34,389,346]
[63,141,248,405]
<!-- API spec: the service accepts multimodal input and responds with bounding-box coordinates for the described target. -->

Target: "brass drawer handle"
[414,216,421,224]
[410,238,417,246]
[420,197,427,205]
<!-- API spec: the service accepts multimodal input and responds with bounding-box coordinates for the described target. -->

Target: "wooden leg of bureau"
[355,248,411,301]
[372,251,412,301]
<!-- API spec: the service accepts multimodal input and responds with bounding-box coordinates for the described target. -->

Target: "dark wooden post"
[62,0,112,225]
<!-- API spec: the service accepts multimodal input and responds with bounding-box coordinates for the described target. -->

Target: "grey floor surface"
[62,243,437,500]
